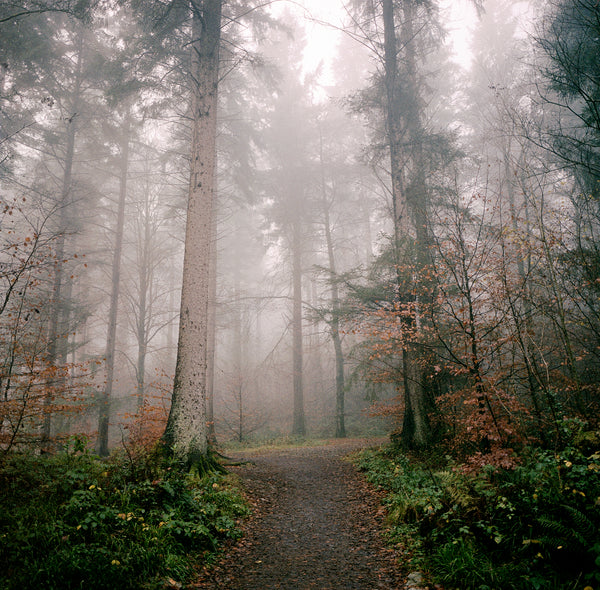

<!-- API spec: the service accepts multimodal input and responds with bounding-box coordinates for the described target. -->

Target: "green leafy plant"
[355,444,600,589]
[0,446,249,590]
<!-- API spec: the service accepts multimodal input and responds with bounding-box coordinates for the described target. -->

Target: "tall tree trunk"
[135,185,152,413]
[136,268,148,413]
[164,0,222,465]
[318,131,346,438]
[291,220,306,436]
[232,229,244,441]
[42,127,75,445]
[42,32,83,446]
[97,115,130,456]
[206,207,218,443]
[324,205,345,438]
[383,0,434,449]
[383,0,407,246]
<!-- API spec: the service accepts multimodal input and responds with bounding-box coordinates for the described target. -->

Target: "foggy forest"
[2,0,600,588]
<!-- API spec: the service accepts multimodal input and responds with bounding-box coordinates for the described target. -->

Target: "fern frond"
[536,506,597,553]
[434,470,478,509]
[562,504,597,544]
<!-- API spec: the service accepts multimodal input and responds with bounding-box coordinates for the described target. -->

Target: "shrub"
[356,443,600,589]
[0,441,248,590]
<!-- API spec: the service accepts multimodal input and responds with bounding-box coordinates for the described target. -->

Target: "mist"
[2,0,597,455]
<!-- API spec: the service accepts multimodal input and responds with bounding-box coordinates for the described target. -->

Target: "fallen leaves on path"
[192,438,408,590]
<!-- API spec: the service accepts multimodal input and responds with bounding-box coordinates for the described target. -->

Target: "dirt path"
[194,438,405,590]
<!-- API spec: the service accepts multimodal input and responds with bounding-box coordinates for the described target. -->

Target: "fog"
[3,0,598,453]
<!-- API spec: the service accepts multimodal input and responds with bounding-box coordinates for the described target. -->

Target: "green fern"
[435,470,478,509]
[563,504,597,544]
[537,505,597,553]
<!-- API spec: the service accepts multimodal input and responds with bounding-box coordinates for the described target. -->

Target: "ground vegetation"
[0,435,247,589]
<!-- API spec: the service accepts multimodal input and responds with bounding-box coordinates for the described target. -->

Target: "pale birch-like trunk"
[206,208,218,443]
[164,0,221,465]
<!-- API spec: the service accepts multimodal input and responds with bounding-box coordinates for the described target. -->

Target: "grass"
[221,434,338,452]
[220,433,387,454]
[0,437,249,590]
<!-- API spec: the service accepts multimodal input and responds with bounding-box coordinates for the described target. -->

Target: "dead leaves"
[194,440,406,589]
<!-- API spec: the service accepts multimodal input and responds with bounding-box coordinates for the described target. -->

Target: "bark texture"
[164,0,222,465]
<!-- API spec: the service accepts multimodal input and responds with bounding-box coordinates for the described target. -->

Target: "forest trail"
[194,438,406,590]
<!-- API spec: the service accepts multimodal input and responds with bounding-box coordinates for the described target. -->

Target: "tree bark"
[164,0,221,466]
[206,205,218,443]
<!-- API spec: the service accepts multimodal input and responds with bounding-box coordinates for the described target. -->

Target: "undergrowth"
[0,436,249,590]
[356,431,600,589]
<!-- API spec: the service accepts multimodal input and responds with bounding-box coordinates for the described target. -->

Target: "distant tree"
[0,1,98,176]
[346,0,458,449]
[0,0,96,24]
[0,10,112,447]
[311,107,371,439]
[0,5,119,449]
[210,35,274,443]
[95,5,159,456]
[124,147,179,412]
[96,109,131,456]
[260,27,321,436]
[318,132,346,439]
[537,0,600,183]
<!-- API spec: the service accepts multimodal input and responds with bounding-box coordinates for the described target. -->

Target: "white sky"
[270,0,479,77]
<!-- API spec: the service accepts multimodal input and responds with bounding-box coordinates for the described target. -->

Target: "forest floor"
[192,437,408,590]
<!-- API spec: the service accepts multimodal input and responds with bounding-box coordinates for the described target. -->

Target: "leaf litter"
[192,438,407,590]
